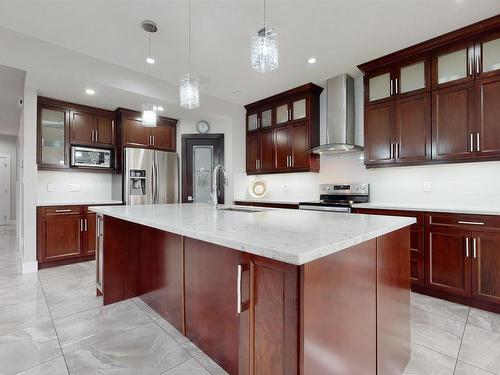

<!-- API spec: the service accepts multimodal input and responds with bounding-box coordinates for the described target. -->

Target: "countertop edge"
[352,203,500,216]
[37,201,123,207]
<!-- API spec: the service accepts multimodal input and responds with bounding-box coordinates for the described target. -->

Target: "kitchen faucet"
[210,164,228,209]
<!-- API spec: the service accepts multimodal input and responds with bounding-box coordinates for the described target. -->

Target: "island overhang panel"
[91,204,414,375]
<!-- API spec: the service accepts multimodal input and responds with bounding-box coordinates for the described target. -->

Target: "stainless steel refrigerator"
[124,147,178,205]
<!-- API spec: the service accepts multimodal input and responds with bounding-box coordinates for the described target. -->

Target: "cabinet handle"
[470,134,474,152]
[396,143,400,159]
[288,108,292,121]
[291,155,294,167]
[468,47,474,76]
[258,159,261,170]
[395,78,399,94]
[390,79,394,96]
[153,135,155,146]
[55,209,72,213]
[80,219,84,232]
[465,237,470,258]
[84,219,88,231]
[476,53,480,75]
[237,264,243,314]
[257,117,261,128]
[95,130,98,142]
[473,238,477,259]
[255,160,258,170]
[476,133,480,152]
[458,221,485,226]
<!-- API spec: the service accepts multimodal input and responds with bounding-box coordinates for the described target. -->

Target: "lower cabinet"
[37,205,112,268]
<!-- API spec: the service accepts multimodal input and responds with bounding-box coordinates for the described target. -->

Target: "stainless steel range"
[299,183,370,212]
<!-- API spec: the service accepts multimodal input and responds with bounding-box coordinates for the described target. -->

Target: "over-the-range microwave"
[71,146,112,168]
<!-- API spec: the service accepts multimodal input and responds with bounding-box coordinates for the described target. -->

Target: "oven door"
[298,204,351,213]
[71,147,112,168]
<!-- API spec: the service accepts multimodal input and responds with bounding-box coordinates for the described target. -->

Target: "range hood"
[311,74,363,154]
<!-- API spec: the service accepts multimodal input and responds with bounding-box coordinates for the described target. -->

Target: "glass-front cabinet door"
[38,104,69,168]
[478,33,500,78]
[432,42,474,88]
[261,108,272,128]
[247,112,259,131]
[292,98,307,120]
[275,103,289,125]
[396,58,429,96]
[366,69,393,103]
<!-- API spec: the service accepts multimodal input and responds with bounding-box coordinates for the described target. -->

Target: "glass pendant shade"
[141,103,157,127]
[180,73,200,109]
[251,23,278,73]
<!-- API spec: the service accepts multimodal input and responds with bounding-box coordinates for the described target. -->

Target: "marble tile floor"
[1,224,500,374]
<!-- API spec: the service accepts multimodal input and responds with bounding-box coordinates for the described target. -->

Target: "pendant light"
[142,20,158,127]
[251,0,278,73]
[180,0,200,109]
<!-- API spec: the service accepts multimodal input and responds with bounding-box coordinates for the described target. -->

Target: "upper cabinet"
[359,14,500,168]
[69,109,115,148]
[38,100,70,169]
[244,83,322,175]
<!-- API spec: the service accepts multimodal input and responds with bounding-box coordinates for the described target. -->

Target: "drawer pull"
[465,237,470,258]
[237,264,242,314]
[55,209,72,213]
[458,221,485,226]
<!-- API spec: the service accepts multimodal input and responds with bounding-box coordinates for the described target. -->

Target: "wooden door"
[432,82,475,161]
[475,75,500,158]
[246,132,260,174]
[95,116,115,147]
[123,116,151,148]
[84,213,96,256]
[151,121,176,151]
[274,126,291,170]
[70,110,95,146]
[290,121,309,169]
[395,93,431,164]
[472,231,500,305]
[38,103,70,169]
[247,111,260,132]
[259,129,274,172]
[184,238,241,375]
[364,101,395,165]
[425,227,472,297]
[39,216,83,261]
[275,101,290,126]
[239,253,299,375]
[394,57,430,98]
[431,41,475,89]
[476,32,500,79]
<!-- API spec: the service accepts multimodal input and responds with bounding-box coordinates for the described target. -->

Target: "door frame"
[0,153,11,225]
[181,134,224,204]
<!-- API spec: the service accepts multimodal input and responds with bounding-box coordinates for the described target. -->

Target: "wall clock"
[196,120,210,134]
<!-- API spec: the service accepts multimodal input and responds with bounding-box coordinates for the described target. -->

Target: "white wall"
[18,83,37,273]
[0,134,17,220]
[37,171,114,204]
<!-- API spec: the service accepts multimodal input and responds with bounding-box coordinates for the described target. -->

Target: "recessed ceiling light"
[146,57,155,64]
[307,57,317,64]
[85,88,95,95]
[232,90,241,95]
[156,106,164,111]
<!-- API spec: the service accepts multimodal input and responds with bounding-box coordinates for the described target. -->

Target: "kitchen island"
[90,203,415,375]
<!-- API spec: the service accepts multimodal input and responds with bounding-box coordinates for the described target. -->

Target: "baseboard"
[22,260,38,274]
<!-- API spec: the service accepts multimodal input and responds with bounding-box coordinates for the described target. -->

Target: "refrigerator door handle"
[154,153,159,203]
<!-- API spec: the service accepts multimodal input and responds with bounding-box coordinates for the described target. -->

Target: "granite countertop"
[90,203,415,265]
[37,200,123,207]
[352,203,500,216]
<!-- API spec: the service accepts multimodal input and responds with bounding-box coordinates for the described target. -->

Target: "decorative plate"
[248,178,268,199]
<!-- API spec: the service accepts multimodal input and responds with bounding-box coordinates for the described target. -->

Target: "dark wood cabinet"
[70,110,115,148]
[364,102,395,165]
[245,83,322,175]
[425,226,472,297]
[472,231,500,305]
[432,82,475,161]
[37,204,120,269]
[151,118,177,151]
[359,15,500,168]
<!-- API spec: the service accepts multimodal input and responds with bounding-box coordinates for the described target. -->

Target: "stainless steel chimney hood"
[311,74,363,154]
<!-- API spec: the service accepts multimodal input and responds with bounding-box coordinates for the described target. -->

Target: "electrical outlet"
[423,182,432,192]
[68,184,81,192]
[47,183,55,192]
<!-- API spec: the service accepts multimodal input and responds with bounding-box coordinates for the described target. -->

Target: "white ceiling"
[0,0,498,108]
[0,64,25,136]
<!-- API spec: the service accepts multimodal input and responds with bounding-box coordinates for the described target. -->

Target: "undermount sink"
[217,207,263,213]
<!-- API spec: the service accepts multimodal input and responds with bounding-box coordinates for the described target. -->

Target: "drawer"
[426,212,500,231]
[353,208,424,226]
[40,206,83,217]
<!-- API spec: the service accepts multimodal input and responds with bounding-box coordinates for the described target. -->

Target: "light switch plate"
[47,183,55,192]
[68,184,81,192]
[423,182,432,192]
